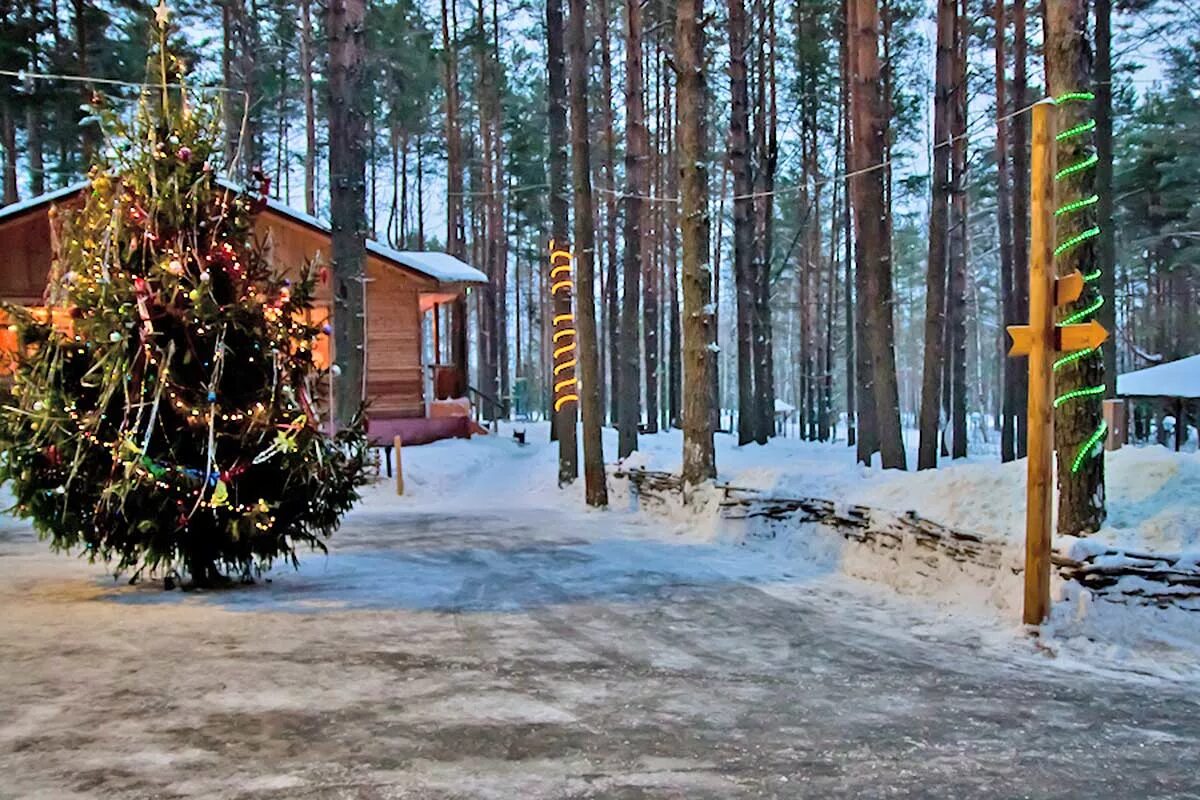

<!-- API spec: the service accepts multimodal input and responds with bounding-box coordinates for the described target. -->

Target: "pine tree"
[676,0,716,485]
[917,0,954,471]
[0,23,369,586]
[567,0,607,507]
[1044,0,1105,535]
[618,0,646,459]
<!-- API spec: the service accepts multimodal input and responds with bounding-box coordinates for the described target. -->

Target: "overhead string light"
[1052,90,1107,474]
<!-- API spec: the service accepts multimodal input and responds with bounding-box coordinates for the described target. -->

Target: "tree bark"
[300,0,316,215]
[849,0,905,469]
[221,1,238,166]
[948,0,968,460]
[1095,0,1116,396]
[666,67,682,430]
[491,0,509,409]
[676,0,717,485]
[474,0,502,410]
[751,0,778,443]
[840,0,857,449]
[727,0,757,446]
[442,0,464,260]
[917,0,954,470]
[547,0,578,482]
[0,102,16,205]
[327,0,368,426]
[600,0,621,428]
[618,0,647,458]
[25,1,44,197]
[1044,0,1105,534]
[995,0,1018,463]
[1011,0,1029,456]
[643,23,661,437]
[72,0,97,160]
[442,0,468,394]
[567,0,608,506]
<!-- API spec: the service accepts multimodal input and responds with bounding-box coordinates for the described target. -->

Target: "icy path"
[1,504,1198,799]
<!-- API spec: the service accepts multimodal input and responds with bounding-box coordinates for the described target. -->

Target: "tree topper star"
[154,1,170,27]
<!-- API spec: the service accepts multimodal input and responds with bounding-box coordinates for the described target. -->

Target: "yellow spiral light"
[548,242,578,413]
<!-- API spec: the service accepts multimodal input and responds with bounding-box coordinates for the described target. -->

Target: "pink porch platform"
[366,415,473,448]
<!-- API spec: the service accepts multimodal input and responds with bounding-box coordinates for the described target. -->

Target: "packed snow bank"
[854,446,1200,555]
[380,422,1199,557]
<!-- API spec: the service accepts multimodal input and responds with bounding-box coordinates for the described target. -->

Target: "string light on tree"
[1052,90,1108,474]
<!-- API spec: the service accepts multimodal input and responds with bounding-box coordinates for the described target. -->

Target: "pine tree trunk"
[1095,0,1116,396]
[995,0,1018,463]
[676,0,717,485]
[221,1,238,166]
[442,0,464,259]
[600,0,620,428]
[300,0,316,215]
[239,0,260,169]
[0,102,16,205]
[643,29,660,437]
[475,0,496,408]
[917,0,954,470]
[850,0,905,470]
[546,0,577,481]
[327,0,368,426]
[567,0,608,506]
[1044,0,1105,535]
[948,0,969,460]
[751,0,778,442]
[491,0,509,409]
[618,0,647,458]
[840,0,857,448]
[727,0,756,446]
[666,65,682,430]
[416,135,426,248]
[72,0,97,161]
[1011,0,1029,456]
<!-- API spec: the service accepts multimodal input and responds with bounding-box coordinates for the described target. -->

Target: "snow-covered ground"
[3,424,1199,797]
[382,422,1200,679]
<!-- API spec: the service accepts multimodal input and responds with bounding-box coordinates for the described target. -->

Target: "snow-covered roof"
[0,179,487,286]
[0,180,89,224]
[364,244,487,284]
[233,180,486,284]
[1117,354,1200,399]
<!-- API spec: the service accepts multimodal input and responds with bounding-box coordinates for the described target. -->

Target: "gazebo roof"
[1116,354,1200,399]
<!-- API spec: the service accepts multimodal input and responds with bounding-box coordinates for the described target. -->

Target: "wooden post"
[1022,100,1057,625]
[432,302,441,365]
[1103,398,1124,451]
[393,434,404,495]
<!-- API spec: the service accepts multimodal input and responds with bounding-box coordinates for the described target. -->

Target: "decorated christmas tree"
[0,12,370,586]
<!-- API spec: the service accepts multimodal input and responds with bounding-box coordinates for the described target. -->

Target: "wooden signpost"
[1006,99,1109,625]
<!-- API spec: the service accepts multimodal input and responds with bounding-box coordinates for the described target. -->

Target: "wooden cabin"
[0,181,488,446]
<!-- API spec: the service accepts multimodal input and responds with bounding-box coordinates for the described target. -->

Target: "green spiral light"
[1052,90,1106,474]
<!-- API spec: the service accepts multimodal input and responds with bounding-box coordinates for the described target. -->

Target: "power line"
[599,97,1049,205]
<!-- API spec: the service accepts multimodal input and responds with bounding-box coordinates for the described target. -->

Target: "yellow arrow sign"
[1009,317,1108,357]
[1055,270,1084,306]
[1007,324,1034,357]
[1056,319,1108,353]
